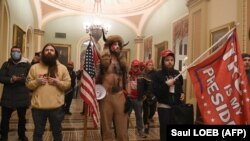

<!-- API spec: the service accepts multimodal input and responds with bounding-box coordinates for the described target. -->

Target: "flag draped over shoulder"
[188,29,250,124]
[80,41,100,128]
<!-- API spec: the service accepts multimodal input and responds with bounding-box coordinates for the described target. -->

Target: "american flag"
[80,41,100,128]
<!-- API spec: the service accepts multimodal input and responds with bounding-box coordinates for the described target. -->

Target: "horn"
[102,28,107,42]
[123,41,129,47]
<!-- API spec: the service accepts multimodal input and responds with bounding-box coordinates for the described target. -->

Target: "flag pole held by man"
[188,28,250,124]
[79,37,100,128]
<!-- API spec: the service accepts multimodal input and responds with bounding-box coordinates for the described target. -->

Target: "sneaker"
[18,136,28,141]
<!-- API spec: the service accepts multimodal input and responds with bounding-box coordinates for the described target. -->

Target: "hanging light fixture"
[84,0,110,42]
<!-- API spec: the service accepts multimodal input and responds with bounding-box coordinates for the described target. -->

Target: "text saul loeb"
[171,128,246,138]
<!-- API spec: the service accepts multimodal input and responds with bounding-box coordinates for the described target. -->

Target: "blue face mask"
[11,51,21,60]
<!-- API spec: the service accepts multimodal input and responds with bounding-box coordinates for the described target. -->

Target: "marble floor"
[5,98,160,141]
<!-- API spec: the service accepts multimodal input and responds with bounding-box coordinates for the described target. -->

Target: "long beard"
[163,65,174,73]
[42,54,57,67]
[110,50,120,58]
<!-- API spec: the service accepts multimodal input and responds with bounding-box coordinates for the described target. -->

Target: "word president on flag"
[188,29,250,124]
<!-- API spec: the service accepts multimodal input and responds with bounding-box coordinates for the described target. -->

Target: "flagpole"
[89,34,101,58]
[174,22,239,80]
[83,102,88,141]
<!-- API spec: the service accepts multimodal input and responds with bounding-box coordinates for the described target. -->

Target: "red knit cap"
[145,60,153,66]
[131,59,140,67]
[140,61,146,67]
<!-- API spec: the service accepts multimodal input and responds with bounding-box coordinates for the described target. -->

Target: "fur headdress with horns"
[102,29,129,48]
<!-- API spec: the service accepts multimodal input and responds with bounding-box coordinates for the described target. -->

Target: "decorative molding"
[33,29,44,35]
[134,36,143,43]
[186,0,209,8]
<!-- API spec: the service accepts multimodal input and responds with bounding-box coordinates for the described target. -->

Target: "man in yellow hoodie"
[26,43,71,141]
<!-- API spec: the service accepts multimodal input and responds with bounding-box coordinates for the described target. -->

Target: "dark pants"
[128,99,144,132]
[148,101,157,119]
[158,107,172,141]
[0,106,28,138]
[64,88,75,112]
[32,106,65,141]
[143,100,157,125]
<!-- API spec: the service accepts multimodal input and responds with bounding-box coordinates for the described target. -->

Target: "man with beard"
[151,49,185,141]
[242,53,250,85]
[0,46,31,141]
[26,43,71,141]
[96,33,129,141]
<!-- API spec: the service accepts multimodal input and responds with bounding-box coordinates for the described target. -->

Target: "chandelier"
[84,0,110,42]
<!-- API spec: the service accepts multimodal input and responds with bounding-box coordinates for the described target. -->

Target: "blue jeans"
[32,106,65,141]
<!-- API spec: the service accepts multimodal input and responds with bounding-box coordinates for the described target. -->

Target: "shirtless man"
[96,33,129,141]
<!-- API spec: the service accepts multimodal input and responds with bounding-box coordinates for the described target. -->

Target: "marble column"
[33,28,44,52]
[134,36,144,60]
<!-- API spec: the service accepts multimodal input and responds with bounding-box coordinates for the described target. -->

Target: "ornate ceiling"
[45,0,162,15]
[34,0,166,34]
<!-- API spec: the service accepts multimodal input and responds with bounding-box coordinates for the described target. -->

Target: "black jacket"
[137,70,156,102]
[0,58,31,108]
[69,70,77,88]
[152,69,183,106]
[246,69,250,85]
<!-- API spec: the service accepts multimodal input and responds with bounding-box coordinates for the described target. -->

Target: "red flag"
[188,29,250,124]
[80,42,100,128]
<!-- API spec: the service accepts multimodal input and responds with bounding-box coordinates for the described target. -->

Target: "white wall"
[143,0,188,49]
[207,0,238,30]
[43,15,136,68]
[7,0,34,46]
